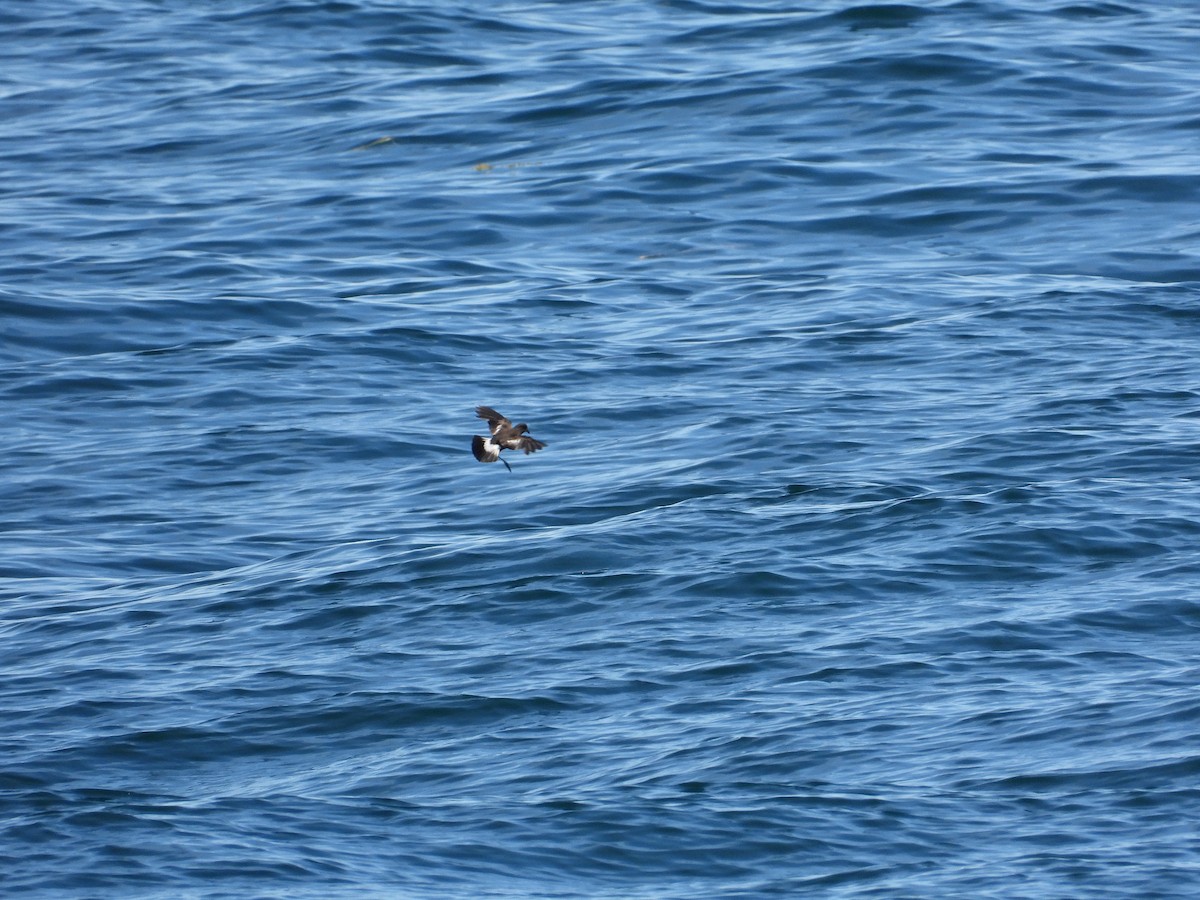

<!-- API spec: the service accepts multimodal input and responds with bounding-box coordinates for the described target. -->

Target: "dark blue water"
[5,2,1200,896]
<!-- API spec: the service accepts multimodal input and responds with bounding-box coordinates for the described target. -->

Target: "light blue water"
[4,2,1200,897]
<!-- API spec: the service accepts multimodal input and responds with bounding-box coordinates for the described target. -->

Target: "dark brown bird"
[472,406,547,472]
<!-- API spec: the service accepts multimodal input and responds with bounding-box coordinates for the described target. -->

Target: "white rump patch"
[472,435,501,462]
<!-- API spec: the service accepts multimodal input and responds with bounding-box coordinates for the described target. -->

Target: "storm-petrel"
[472,406,547,472]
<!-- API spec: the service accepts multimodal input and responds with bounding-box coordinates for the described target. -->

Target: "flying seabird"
[472,406,547,472]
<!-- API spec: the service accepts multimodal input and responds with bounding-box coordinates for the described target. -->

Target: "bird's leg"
[500,456,513,473]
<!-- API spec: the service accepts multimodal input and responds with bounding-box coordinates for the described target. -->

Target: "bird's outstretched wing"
[516,436,547,455]
[475,406,511,436]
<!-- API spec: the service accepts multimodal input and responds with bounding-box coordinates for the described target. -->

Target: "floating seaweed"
[349,136,397,151]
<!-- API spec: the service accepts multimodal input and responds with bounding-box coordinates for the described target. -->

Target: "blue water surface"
[4,1,1200,897]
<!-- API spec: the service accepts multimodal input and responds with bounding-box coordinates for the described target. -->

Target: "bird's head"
[515,423,529,433]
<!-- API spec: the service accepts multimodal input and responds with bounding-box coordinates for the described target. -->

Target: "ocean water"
[4,1,1200,896]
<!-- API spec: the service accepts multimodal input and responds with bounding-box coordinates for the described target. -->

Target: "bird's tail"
[472,435,499,463]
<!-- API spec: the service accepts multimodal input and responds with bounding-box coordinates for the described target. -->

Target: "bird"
[472,406,546,472]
